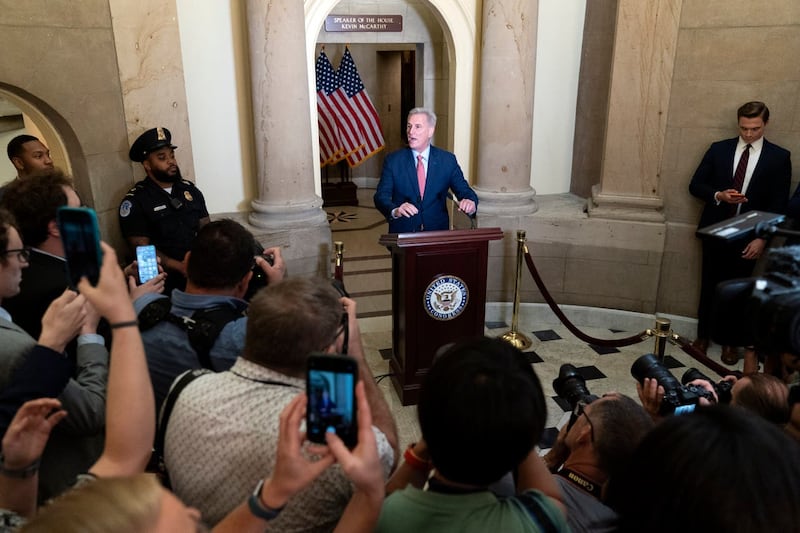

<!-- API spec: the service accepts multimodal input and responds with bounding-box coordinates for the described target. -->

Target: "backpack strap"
[138,297,245,370]
[154,368,212,488]
[182,305,244,369]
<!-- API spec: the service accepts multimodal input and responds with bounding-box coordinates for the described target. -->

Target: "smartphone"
[136,245,159,284]
[57,207,103,288]
[306,354,358,448]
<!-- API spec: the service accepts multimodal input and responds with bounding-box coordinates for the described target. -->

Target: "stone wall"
[658,0,800,316]
[0,0,132,247]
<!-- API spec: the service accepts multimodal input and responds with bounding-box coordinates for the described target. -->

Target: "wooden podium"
[378,228,503,405]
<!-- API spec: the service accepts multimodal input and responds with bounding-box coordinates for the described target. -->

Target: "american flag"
[317,50,365,166]
[332,47,385,167]
[317,50,344,167]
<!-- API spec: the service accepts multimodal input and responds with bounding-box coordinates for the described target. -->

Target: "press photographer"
[545,364,652,533]
[631,354,716,417]
[133,219,285,410]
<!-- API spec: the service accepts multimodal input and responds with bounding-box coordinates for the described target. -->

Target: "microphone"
[448,192,476,219]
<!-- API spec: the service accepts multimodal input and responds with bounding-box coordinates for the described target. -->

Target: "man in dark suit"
[374,108,478,233]
[689,101,791,364]
[0,170,83,340]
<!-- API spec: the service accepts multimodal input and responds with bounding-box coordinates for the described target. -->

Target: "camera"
[712,246,800,354]
[553,364,599,410]
[681,368,733,404]
[631,354,714,415]
[244,242,274,301]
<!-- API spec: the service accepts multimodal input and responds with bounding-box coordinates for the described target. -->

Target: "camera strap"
[556,467,603,499]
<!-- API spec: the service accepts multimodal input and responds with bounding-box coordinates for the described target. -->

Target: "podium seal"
[424,275,468,321]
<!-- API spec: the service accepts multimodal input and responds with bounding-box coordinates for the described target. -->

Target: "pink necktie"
[417,154,426,199]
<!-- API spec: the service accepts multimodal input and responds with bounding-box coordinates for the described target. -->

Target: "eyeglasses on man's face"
[1,248,30,263]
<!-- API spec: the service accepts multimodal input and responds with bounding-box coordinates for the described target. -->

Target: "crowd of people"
[0,118,798,532]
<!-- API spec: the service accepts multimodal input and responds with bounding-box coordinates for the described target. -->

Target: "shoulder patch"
[119,199,132,218]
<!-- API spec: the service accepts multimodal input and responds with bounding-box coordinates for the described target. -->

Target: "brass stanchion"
[501,230,533,349]
[333,241,344,281]
[649,318,671,361]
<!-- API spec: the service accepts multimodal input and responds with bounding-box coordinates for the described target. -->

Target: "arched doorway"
[305,0,478,186]
[0,85,91,205]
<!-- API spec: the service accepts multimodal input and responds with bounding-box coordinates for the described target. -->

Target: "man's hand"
[393,202,419,218]
[79,299,102,335]
[258,393,335,510]
[717,189,748,204]
[256,247,287,284]
[326,381,385,498]
[2,398,67,470]
[458,198,476,215]
[636,377,664,419]
[742,238,766,260]
[128,272,167,301]
[38,290,87,353]
[77,243,137,325]
[686,379,718,405]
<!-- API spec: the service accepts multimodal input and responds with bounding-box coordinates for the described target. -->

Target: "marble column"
[473,0,538,216]
[245,0,327,229]
[587,0,682,222]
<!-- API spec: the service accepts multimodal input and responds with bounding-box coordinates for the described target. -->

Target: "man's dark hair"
[737,101,769,122]
[0,169,72,247]
[590,394,653,479]
[186,219,257,289]
[244,277,342,376]
[418,337,546,486]
[6,134,39,161]
[734,373,789,425]
[606,405,800,533]
[0,209,19,266]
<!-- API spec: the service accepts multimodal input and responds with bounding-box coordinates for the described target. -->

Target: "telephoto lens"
[553,364,598,409]
[631,354,712,415]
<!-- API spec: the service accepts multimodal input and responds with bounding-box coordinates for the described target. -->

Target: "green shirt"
[376,487,568,533]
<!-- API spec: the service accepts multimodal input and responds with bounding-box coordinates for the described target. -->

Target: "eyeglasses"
[1,248,30,263]
[573,402,595,443]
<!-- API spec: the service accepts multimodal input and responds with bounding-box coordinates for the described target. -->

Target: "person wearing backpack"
[133,219,285,411]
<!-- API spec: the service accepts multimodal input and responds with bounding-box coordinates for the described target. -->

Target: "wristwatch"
[248,479,285,521]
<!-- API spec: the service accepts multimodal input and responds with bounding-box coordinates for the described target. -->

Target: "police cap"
[129,127,178,162]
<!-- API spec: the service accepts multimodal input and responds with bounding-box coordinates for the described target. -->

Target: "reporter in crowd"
[0,208,107,501]
[379,337,568,533]
[3,244,385,532]
[543,393,653,533]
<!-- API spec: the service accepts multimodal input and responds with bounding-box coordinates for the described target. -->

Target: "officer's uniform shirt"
[119,177,208,261]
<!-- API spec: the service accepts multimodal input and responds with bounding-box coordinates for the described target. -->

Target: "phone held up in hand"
[136,245,159,284]
[57,207,103,288]
[306,354,358,448]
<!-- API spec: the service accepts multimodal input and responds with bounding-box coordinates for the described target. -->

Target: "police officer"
[119,127,209,292]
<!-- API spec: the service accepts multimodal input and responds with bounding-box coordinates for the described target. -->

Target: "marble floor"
[330,188,741,451]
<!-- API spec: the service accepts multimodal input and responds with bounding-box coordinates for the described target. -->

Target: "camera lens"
[680,368,709,386]
[630,354,682,394]
[553,364,597,409]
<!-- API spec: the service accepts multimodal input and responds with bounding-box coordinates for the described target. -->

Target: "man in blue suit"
[689,101,791,363]
[374,108,478,233]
